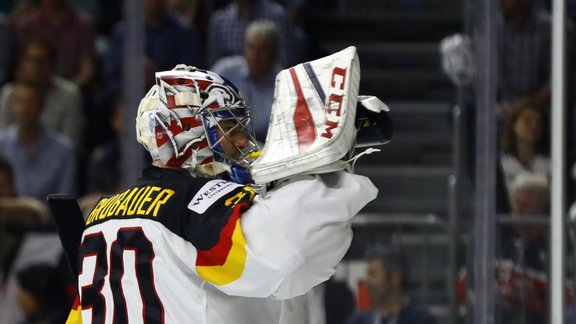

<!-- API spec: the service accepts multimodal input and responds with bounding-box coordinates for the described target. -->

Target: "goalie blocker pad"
[251,46,360,184]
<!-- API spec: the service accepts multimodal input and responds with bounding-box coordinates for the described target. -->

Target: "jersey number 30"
[78,227,164,323]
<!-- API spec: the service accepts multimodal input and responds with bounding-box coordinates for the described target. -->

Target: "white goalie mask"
[136,65,259,183]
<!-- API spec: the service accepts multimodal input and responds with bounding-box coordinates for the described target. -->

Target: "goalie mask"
[136,64,258,184]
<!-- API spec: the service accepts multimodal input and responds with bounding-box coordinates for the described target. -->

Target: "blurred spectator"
[500,102,550,200]
[78,91,123,215]
[105,0,201,90]
[0,38,85,146]
[0,79,76,201]
[212,19,281,143]
[0,13,12,85]
[0,155,15,198]
[497,0,552,116]
[169,0,205,26]
[510,172,549,216]
[168,0,210,47]
[0,232,68,324]
[15,263,71,324]
[11,0,96,88]
[275,0,310,62]
[207,0,295,67]
[85,92,122,195]
[495,173,552,324]
[346,247,437,324]
[276,0,305,24]
[0,155,52,324]
[458,174,574,324]
[0,155,48,286]
[49,0,122,37]
[440,0,561,117]
[0,155,48,223]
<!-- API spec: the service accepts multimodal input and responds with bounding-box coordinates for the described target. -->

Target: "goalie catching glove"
[250,46,392,184]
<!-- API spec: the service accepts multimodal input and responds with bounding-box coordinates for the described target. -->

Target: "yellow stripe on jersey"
[196,218,247,285]
[66,298,82,324]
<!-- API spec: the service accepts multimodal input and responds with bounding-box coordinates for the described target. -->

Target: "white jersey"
[73,166,377,324]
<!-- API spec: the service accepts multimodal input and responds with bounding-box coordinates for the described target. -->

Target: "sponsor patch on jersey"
[188,180,243,214]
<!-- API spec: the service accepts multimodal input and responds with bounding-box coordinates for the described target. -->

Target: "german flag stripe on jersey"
[188,183,257,285]
[65,296,82,324]
[195,202,248,267]
[196,203,249,285]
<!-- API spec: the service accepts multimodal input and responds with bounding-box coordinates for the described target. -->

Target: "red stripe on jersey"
[196,203,248,266]
[289,68,316,152]
[72,296,81,309]
[65,296,82,324]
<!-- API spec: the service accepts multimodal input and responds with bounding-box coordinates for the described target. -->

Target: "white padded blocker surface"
[251,46,360,184]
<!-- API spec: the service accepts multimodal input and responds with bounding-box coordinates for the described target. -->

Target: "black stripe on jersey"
[85,166,257,252]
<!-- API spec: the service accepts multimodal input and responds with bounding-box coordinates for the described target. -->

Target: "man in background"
[347,247,437,324]
[212,19,281,143]
[0,79,76,201]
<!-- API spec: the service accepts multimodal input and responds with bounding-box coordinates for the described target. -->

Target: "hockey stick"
[47,194,85,280]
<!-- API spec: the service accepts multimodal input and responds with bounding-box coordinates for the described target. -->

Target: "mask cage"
[201,104,259,169]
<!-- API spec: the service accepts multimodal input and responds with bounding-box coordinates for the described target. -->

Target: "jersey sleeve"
[184,180,257,287]
[209,171,378,299]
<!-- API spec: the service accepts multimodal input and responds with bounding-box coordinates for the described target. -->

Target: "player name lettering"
[321,67,347,139]
[86,186,175,225]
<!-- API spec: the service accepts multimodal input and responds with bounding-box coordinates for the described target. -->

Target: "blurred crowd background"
[0,0,575,323]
